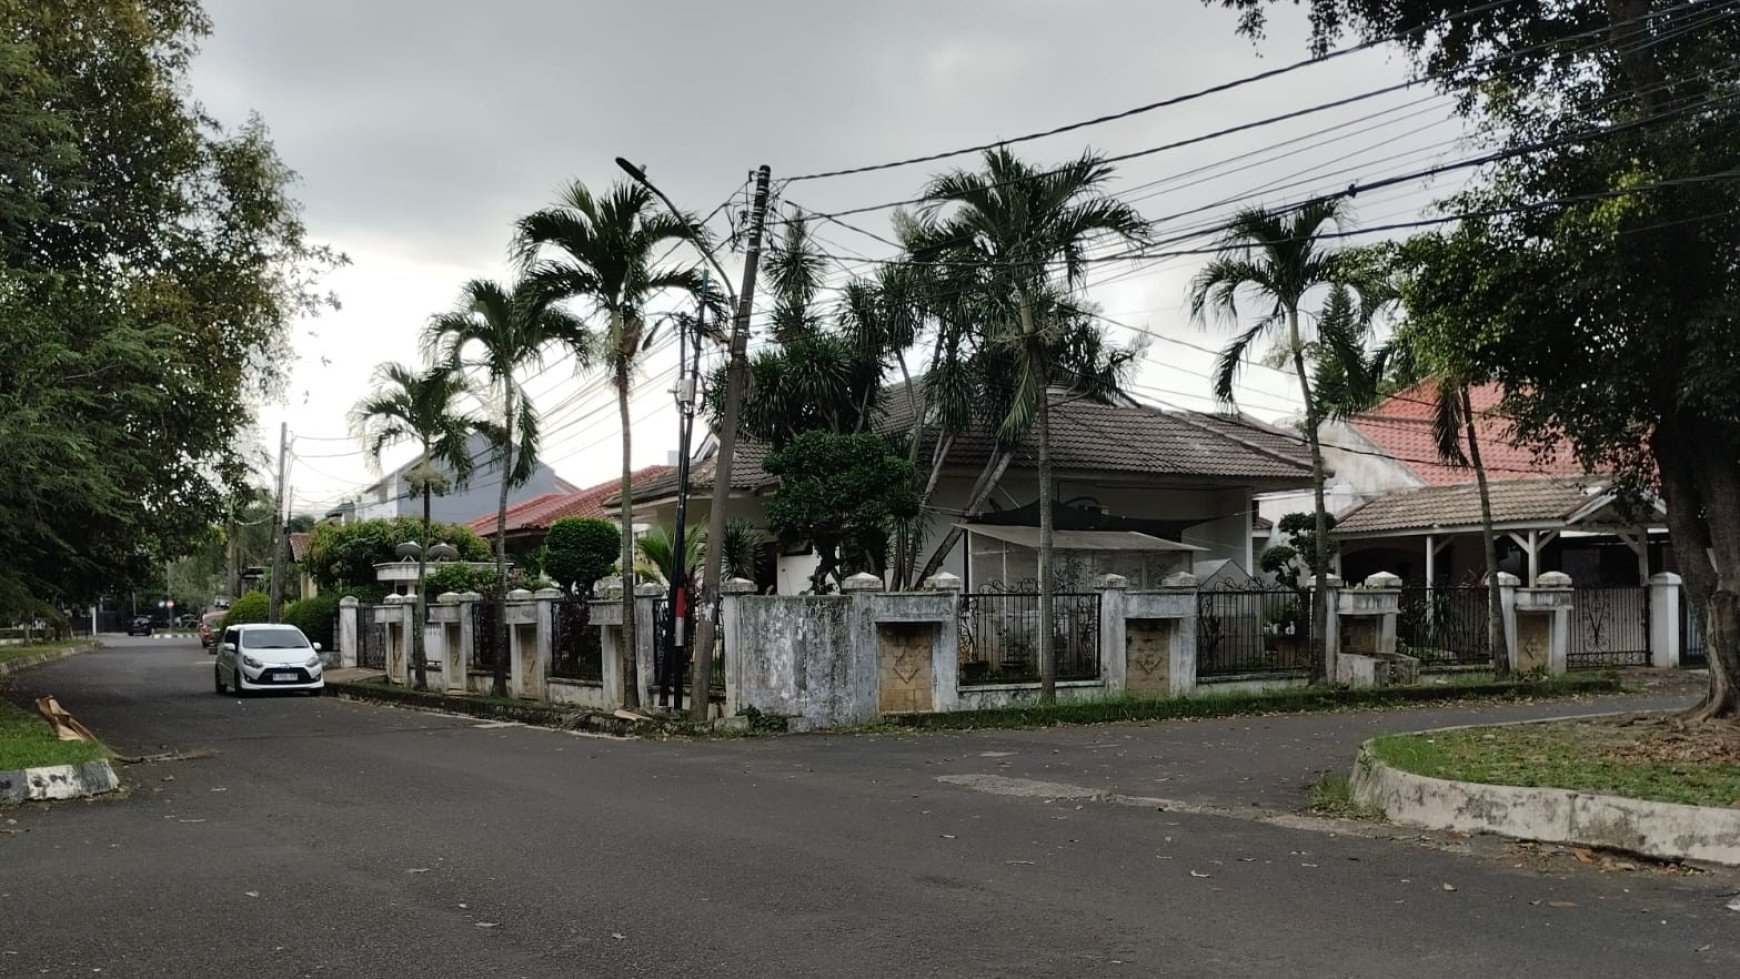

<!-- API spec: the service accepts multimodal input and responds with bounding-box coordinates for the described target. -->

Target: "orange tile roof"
[466,467,674,537]
[1349,381,1586,484]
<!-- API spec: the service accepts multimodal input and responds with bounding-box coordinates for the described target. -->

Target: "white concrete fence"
[333,570,1698,730]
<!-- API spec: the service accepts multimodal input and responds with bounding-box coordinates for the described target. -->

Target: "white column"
[1649,572,1682,669]
[1527,530,1540,586]
[1424,534,1436,587]
[338,597,358,669]
[719,577,756,717]
[1097,574,1130,694]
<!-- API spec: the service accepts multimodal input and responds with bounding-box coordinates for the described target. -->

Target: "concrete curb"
[325,679,731,738]
[0,641,102,677]
[0,759,121,806]
[1350,738,1740,867]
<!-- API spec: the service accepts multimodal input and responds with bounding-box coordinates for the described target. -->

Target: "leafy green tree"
[1189,201,1380,684]
[714,520,768,585]
[516,180,717,710]
[909,148,1150,702]
[0,1,338,619]
[220,592,269,632]
[283,592,342,650]
[541,517,621,596]
[764,432,921,593]
[1207,0,1740,717]
[304,518,490,593]
[425,278,587,698]
[351,363,482,689]
[635,526,703,588]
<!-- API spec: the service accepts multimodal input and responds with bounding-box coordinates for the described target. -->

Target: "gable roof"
[624,391,1312,508]
[1348,381,1586,485]
[466,466,673,537]
[1333,477,1640,537]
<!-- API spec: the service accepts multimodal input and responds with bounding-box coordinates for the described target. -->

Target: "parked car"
[213,623,324,695]
[126,616,153,637]
[199,611,225,650]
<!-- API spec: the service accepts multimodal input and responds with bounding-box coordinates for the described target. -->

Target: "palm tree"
[915,148,1150,703]
[423,278,589,698]
[1190,200,1379,685]
[515,181,717,711]
[635,525,703,587]
[350,363,481,690]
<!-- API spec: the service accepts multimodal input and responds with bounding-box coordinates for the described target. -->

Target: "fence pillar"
[337,597,358,669]
[633,583,664,709]
[923,572,963,711]
[1097,574,1130,694]
[425,592,461,690]
[1649,572,1683,669]
[452,591,481,693]
[1161,572,1199,696]
[503,588,539,700]
[591,589,625,709]
[382,595,410,684]
[1310,574,1344,682]
[1490,572,1521,669]
[1514,571,1573,675]
[719,577,757,718]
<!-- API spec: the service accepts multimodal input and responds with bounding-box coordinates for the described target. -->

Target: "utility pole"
[688,165,771,722]
[268,422,288,623]
[660,276,707,710]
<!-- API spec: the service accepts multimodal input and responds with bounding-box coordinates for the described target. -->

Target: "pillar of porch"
[1649,572,1682,669]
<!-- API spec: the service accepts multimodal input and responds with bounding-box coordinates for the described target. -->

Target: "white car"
[213,623,324,695]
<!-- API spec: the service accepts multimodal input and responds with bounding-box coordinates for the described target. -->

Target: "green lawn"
[0,639,92,668]
[0,699,113,770]
[1371,718,1740,809]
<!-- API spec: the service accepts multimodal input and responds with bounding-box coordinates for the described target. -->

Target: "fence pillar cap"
[1362,571,1401,589]
[923,571,962,592]
[1487,571,1521,587]
[339,596,359,608]
[506,588,534,602]
[456,591,483,603]
[382,593,407,605]
[436,592,462,605]
[1648,571,1683,585]
[1160,572,1199,589]
[597,575,623,595]
[533,587,564,600]
[841,572,884,593]
[1536,570,1573,588]
[1307,574,1343,589]
[633,582,664,597]
[1097,573,1130,590]
[721,577,757,595]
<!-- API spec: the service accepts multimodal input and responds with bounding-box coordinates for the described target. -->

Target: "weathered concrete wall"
[547,679,612,710]
[0,759,120,805]
[1352,738,1740,867]
[728,595,873,730]
[956,679,1109,710]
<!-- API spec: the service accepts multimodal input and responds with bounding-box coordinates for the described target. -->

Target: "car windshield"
[241,627,309,650]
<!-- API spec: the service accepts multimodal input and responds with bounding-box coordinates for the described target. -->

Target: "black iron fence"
[1195,586,1311,677]
[1682,598,1707,669]
[548,600,602,682]
[1567,586,1650,670]
[357,605,385,670]
[1397,586,1493,667]
[650,598,726,703]
[957,591,1101,686]
[471,601,506,672]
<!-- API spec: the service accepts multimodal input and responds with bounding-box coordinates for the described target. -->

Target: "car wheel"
[232,672,248,697]
[214,668,224,694]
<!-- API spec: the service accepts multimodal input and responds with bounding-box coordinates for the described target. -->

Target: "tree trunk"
[916,445,1012,584]
[492,388,513,700]
[1461,387,1507,676]
[1288,307,1331,685]
[1017,295,1057,705]
[414,466,430,690]
[617,352,641,711]
[1651,422,1740,721]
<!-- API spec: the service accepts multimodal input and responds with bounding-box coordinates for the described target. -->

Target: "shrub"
[220,592,269,631]
[425,562,493,596]
[283,592,341,649]
[305,518,492,591]
[542,517,620,595]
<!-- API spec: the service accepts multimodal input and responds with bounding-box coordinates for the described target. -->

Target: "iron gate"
[957,590,1101,686]
[548,600,602,682]
[1195,584,1310,677]
[1683,599,1708,669]
[1397,586,1493,667]
[357,605,385,670]
[471,601,505,672]
[1567,586,1650,670]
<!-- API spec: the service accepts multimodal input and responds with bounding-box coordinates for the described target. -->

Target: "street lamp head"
[615,157,648,185]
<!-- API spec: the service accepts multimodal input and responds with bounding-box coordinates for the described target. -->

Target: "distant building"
[354,432,577,527]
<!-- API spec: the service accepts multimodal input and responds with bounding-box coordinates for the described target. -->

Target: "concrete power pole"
[268,422,288,623]
[688,165,771,721]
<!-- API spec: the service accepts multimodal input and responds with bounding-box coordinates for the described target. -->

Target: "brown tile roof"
[466,467,674,536]
[626,391,1311,505]
[288,532,313,562]
[1334,477,1605,537]
[1349,381,1586,484]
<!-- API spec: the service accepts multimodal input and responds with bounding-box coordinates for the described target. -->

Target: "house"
[1258,381,1671,586]
[614,385,1315,594]
[464,466,674,559]
[354,432,578,526]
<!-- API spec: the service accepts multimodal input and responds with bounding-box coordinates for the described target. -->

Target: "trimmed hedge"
[219,592,269,631]
[283,592,341,649]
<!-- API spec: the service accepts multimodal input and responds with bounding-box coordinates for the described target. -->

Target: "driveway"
[2,638,1734,978]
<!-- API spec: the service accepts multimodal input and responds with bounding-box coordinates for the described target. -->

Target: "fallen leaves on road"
[1727,895,1740,913]
[406,868,430,874]
[611,932,627,940]
[1573,847,1596,864]
[1189,871,1211,879]
[244,891,259,898]
[475,923,499,929]
[1441,883,1457,892]
[1548,901,1578,909]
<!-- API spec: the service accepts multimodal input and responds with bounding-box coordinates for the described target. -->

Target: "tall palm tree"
[1190,200,1378,685]
[424,278,589,698]
[350,363,481,690]
[915,148,1150,703]
[515,181,717,711]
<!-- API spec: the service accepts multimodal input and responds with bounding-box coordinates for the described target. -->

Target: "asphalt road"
[2,637,1735,978]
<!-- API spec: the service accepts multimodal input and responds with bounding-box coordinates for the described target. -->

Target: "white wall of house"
[1257,421,1426,536]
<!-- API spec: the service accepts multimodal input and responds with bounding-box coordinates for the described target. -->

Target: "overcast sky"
[186,0,1468,516]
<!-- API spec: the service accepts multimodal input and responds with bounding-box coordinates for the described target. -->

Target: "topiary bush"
[220,591,269,631]
[542,517,621,595]
[283,592,341,649]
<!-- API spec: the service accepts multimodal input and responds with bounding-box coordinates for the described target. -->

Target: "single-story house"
[465,466,674,558]
[614,384,1315,594]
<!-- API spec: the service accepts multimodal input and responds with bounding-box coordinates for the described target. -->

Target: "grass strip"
[0,699,112,771]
